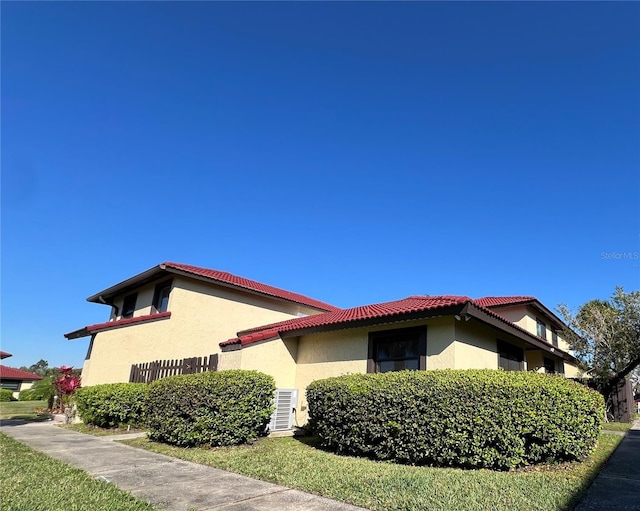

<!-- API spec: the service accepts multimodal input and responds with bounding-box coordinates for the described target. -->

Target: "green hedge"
[146,370,275,447]
[18,389,40,401]
[75,383,147,428]
[306,370,604,470]
[0,389,14,402]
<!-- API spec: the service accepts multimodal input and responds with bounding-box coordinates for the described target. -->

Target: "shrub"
[146,370,275,447]
[306,370,604,470]
[28,377,56,408]
[75,383,147,428]
[19,388,39,401]
[0,389,14,402]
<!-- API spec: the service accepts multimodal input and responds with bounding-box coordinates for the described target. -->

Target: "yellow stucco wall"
[239,338,298,389]
[453,320,499,369]
[81,276,323,386]
[563,361,583,378]
[526,350,546,373]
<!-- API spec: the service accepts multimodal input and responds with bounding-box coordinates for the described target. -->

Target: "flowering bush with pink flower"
[53,366,81,411]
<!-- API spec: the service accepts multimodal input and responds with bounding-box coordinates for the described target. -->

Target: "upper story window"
[551,330,559,347]
[536,318,547,340]
[152,280,172,313]
[122,293,138,319]
[498,341,524,371]
[368,326,426,373]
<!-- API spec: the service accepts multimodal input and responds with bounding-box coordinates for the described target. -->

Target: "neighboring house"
[64,262,338,387]
[0,351,43,399]
[65,262,581,430]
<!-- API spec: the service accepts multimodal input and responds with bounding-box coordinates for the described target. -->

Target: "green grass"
[0,433,157,511]
[0,400,48,420]
[60,423,147,436]
[602,422,633,432]
[122,434,622,511]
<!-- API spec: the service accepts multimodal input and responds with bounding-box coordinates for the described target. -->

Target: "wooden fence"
[129,354,218,384]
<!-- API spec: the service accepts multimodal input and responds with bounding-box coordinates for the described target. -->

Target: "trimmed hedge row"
[75,383,147,428]
[146,370,275,447]
[0,389,14,402]
[306,370,604,470]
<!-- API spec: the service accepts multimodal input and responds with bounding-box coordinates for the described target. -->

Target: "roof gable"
[474,296,566,330]
[87,262,338,313]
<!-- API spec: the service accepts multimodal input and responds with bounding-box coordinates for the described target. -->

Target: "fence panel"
[129,354,219,384]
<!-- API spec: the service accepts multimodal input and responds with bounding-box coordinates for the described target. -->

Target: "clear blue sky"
[2,2,639,369]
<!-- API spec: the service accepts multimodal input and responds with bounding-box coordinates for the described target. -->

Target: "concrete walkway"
[574,418,640,511]
[0,420,364,511]
[2,419,639,511]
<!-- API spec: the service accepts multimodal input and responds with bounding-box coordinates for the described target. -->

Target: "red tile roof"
[0,365,43,381]
[474,296,536,308]
[162,262,338,312]
[86,262,338,313]
[221,294,575,363]
[64,312,171,340]
[0,351,12,359]
[222,295,471,347]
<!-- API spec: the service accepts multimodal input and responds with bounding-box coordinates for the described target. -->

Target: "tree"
[18,359,55,377]
[558,287,640,419]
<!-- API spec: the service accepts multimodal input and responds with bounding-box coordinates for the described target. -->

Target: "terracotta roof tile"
[64,312,171,340]
[163,262,339,312]
[222,295,470,347]
[474,296,536,308]
[0,365,43,381]
[0,351,12,359]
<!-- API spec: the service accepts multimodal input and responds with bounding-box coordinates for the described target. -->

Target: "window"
[498,341,524,371]
[152,280,172,313]
[551,330,558,347]
[122,293,137,319]
[536,318,547,340]
[543,357,556,374]
[0,381,20,391]
[368,327,426,373]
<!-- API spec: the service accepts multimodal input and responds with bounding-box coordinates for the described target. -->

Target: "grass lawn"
[123,434,622,511]
[0,433,157,511]
[601,422,633,432]
[60,423,147,436]
[0,400,49,420]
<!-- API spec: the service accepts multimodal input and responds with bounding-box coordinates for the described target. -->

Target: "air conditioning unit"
[268,389,298,432]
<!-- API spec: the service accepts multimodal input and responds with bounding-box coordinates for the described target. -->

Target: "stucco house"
[0,351,43,399]
[66,262,581,430]
[64,262,338,387]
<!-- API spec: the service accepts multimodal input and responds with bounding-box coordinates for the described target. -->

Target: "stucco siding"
[423,318,456,369]
[296,328,368,388]
[453,321,498,369]
[563,362,582,378]
[239,338,298,389]
[526,350,546,373]
[81,276,316,386]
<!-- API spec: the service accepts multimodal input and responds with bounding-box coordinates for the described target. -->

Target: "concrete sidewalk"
[0,420,364,511]
[2,419,639,511]
[574,418,640,511]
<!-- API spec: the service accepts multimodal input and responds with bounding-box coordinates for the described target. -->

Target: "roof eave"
[86,264,168,303]
[279,304,468,338]
[64,327,91,340]
[463,303,577,363]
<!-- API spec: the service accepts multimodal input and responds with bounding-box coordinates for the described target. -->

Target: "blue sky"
[2,2,639,369]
